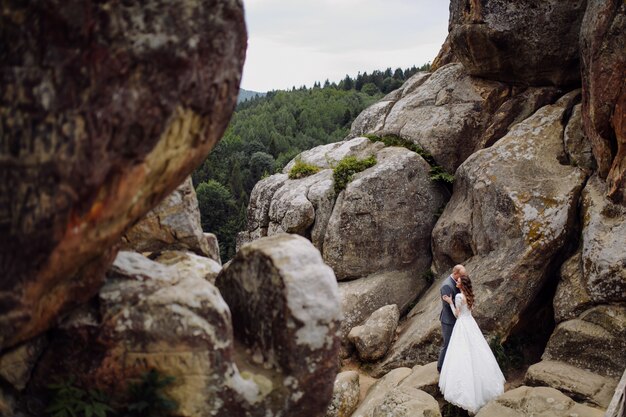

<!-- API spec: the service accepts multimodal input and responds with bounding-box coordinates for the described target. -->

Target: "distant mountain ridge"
[237,88,265,103]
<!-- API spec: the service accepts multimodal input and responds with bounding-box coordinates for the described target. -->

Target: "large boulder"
[215,234,342,417]
[376,92,588,374]
[371,386,441,417]
[323,146,446,280]
[121,177,214,258]
[580,0,626,203]
[542,305,626,379]
[348,304,399,362]
[0,0,246,349]
[448,0,587,86]
[475,386,604,417]
[525,360,618,408]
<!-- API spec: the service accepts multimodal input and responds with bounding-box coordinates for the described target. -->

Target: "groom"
[437,264,465,373]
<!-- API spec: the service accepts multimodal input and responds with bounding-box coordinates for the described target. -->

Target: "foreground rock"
[377,93,587,374]
[476,386,604,417]
[525,360,618,408]
[29,234,341,417]
[0,0,246,349]
[352,368,412,417]
[122,177,215,258]
[449,0,586,86]
[348,305,399,362]
[216,234,342,417]
[326,371,360,417]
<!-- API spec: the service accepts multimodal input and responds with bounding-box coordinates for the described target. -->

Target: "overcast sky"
[240,0,450,92]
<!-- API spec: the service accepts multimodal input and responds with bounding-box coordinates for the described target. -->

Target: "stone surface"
[580,0,626,203]
[153,250,221,284]
[338,270,430,355]
[348,304,399,362]
[397,362,440,399]
[215,234,342,417]
[525,360,618,408]
[378,94,587,374]
[449,0,587,86]
[371,386,441,417]
[122,177,212,257]
[323,146,446,280]
[326,371,360,417]
[352,367,412,417]
[564,104,595,173]
[0,0,246,349]
[580,176,626,303]
[0,336,47,391]
[475,386,604,417]
[204,233,222,265]
[605,368,626,417]
[542,305,626,379]
[553,249,593,324]
[30,235,341,417]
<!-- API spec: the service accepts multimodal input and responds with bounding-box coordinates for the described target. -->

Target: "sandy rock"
[378,94,587,374]
[323,146,446,280]
[542,305,626,379]
[122,177,212,257]
[348,305,399,362]
[0,0,246,349]
[339,270,430,355]
[352,367,412,417]
[326,371,360,417]
[476,386,604,417]
[203,233,222,264]
[580,0,626,203]
[372,386,441,417]
[216,234,342,417]
[397,362,440,399]
[581,176,626,303]
[153,250,222,284]
[449,0,586,86]
[525,360,618,408]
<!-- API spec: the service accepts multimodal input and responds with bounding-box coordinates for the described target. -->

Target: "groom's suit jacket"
[439,275,460,325]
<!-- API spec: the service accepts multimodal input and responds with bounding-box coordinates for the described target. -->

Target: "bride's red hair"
[459,275,475,310]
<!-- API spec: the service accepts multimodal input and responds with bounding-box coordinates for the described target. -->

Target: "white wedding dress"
[438,293,505,414]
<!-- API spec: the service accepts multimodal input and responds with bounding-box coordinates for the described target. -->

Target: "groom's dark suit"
[437,274,460,372]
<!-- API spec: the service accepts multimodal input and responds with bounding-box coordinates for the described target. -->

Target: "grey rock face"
[216,234,342,417]
[581,176,626,304]
[348,304,400,362]
[525,360,618,408]
[475,386,604,417]
[323,146,446,280]
[542,305,626,379]
[449,0,587,86]
[326,371,360,417]
[377,94,587,374]
[122,177,212,257]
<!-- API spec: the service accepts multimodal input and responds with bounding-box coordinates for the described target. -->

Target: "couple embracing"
[437,265,505,414]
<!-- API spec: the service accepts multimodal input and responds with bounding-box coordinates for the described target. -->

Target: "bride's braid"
[459,275,475,310]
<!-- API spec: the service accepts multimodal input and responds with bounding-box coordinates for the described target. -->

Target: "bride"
[438,275,505,414]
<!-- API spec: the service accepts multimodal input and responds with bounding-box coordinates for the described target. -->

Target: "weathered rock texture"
[606,368,626,417]
[215,234,342,417]
[0,0,246,349]
[475,386,604,417]
[376,93,587,374]
[580,0,626,203]
[153,250,222,284]
[348,304,399,362]
[326,371,360,417]
[449,0,587,86]
[29,235,341,417]
[121,177,214,258]
[352,368,412,417]
[525,360,618,408]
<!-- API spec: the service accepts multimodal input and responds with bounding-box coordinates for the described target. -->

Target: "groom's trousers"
[437,322,454,372]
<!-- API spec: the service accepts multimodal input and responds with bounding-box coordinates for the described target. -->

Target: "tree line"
[193,64,430,260]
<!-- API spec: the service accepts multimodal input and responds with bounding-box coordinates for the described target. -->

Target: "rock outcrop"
[0,0,246,349]
[448,0,587,86]
[122,177,216,259]
[348,305,399,362]
[580,0,626,203]
[376,93,587,374]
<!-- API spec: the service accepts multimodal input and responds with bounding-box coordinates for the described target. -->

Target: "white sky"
[240,0,450,92]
